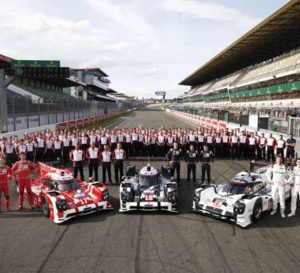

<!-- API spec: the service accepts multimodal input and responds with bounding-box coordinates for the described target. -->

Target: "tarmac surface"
[1,105,300,273]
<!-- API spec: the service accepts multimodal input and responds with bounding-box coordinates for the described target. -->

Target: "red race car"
[13,162,113,223]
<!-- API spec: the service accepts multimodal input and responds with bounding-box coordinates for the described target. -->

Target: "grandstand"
[70,68,131,102]
[177,0,300,135]
[9,82,79,102]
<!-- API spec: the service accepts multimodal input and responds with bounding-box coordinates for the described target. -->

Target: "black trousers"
[223,143,229,158]
[267,147,275,162]
[171,162,180,182]
[102,162,112,183]
[114,161,124,182]
[231,144,238,159]
[201,163,211,183]
[258,146,265,160]
[36,148,44,162]
[215,144,222,158]
[88,159,99,182]
[187,163,196,183]
[63,148,70,164]
[74,161,84,181]
[26,152,34,163]
[5,153,15,167]
[248,145,256,159]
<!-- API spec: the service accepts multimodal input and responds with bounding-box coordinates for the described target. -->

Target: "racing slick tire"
[251,199,262,222]
[42,196,50,218]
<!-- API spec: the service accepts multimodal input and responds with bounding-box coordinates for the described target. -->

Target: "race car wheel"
[42,197,50,218]
[252,200,262,222]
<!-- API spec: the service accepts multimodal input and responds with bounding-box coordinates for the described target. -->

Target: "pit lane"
[1,105,300,273]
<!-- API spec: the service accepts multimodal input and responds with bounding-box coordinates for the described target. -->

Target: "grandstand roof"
[180,0,300,87]
[0,53,13,69]
[72,68,108,77]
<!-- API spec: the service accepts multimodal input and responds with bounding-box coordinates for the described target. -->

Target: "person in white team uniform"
[288,158,300,217]
[266,155,292,217]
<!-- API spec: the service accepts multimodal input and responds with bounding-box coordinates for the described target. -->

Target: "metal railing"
[6,97,141,132]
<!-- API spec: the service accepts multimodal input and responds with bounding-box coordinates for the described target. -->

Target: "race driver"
[266,155,292,218]
[288,158,300,217]
[11,152,37,211]
[0,155,12,212]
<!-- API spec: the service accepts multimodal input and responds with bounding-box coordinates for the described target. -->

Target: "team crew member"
[36,136,45,162]
[69,143,85,181]
[53,137,63,163]
[0,156,12,212]
[230,132,239,159]
[80,133,89,152]
[156,132,166,157]
[99,144,112,185]
[143,132,151,157]
[110,131,118,151]
[239,132,247,159]
[166,142,182,184]
[248,132,257,160]
[178,131,187,154]
[266,133,276,163]
[276,135,285,161]
[197,132,205,153]
[86,142,100,182]
[200,145,214,184]
[3,139,16,166]
[288,158,300,217]
[62,136,71,164]
[258,133,266,160]
[214,133,222,158]
[206,133,214,152]
[185,145,198,185]
[11,152,37,211]
[286,133,296,166]
[25,137,36,162]
[112,142,126,184]
[266,155,292,217]
[45,137,54,161]
[221,133,230,159]
[16,139,27,159]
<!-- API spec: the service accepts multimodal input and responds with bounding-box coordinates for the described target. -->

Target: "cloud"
[0,4,132,63]
[160,0,260,27]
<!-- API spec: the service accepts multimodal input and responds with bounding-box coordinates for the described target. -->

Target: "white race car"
[119,163,178,213]
[190,167,291,228]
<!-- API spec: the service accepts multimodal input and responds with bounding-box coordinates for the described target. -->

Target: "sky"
[0,0,290,99]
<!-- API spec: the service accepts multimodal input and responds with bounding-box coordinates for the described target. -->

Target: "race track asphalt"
[1,105,300,273]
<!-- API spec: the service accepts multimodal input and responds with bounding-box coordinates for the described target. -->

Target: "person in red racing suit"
[11,152,37,211]
[0,155,12,212]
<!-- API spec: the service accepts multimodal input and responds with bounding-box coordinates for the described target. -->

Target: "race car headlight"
[121,191,131,202]
[234,202,246,214]
[193,191,200,203]
[167,193,176,202]
[102,190,109,201]
[56,199,68,211]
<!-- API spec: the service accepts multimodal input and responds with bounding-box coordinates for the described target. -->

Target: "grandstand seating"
[236,51,300,86]
[11,82,79,102]
[6,89,27,99]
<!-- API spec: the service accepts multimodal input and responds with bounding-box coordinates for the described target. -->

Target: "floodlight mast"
[155,91,166,103]
[0,69,8,133]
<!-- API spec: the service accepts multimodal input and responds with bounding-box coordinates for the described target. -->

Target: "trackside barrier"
[170,110,227,131]
[2,112,123,138]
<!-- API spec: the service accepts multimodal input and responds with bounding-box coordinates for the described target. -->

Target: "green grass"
[82,111,134,130]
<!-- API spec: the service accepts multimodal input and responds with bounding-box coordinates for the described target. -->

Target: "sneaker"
[288,212,295,217]
[29,205,34,211]
[6,207,12,212]
[17,206,23,211]
[270,209,277,215]
[280,210,285,218]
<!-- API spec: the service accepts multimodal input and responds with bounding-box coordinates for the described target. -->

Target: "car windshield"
[223,181,247,195]
[57,179,81,192]
[139,175,157,188]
